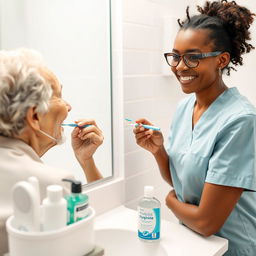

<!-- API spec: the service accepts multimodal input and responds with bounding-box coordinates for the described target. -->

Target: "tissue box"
[6,207,95,256]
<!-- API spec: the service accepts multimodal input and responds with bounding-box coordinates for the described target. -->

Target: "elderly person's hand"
[71,119,104,162]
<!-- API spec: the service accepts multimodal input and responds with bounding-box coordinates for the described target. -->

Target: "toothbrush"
[125,118,161,131]
[61,123,91,128]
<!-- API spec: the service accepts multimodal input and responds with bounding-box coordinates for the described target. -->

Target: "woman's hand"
[71,119,104,161]
[133,118,164,154]
[165,189,177,209]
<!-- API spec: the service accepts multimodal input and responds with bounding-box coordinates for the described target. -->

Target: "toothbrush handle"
[77,124,91,128]
[62,124,91,128]
[142,124,161,131]
[61,124,77,127]
[134,123,161,131]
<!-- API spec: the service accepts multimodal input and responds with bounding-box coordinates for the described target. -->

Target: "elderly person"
[0,48,103,255]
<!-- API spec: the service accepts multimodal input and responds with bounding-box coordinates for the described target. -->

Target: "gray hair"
[0,48,53,137]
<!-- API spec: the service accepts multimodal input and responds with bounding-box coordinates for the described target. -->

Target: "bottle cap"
[47,185,63,202]
[144,186,154,198]
[62,179,82,193]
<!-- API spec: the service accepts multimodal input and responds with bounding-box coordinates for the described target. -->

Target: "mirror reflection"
[0,0,113,184]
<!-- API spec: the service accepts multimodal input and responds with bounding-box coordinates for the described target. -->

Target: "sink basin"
[95,228,168,256]
[94,206,228,256]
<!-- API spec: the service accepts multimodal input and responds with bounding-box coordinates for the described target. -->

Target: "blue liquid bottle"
[62,179,89,225]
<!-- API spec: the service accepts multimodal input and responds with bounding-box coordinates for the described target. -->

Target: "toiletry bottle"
[62,179,89,224]
[42,185,67,231]
[138,186,161,241]
[12,180,41,232]
[28,176,40,203]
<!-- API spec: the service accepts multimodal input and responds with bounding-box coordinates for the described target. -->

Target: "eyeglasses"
[164,51,222,68]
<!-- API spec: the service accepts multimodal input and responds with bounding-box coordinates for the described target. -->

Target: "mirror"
[0,0,113,185]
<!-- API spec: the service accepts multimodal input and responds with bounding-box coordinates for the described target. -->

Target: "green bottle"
[62,179,89,225]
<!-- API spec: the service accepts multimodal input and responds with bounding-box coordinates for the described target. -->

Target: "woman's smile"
[178,75,197,84]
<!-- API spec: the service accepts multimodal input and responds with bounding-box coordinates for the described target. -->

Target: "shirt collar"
[0,135,43,163]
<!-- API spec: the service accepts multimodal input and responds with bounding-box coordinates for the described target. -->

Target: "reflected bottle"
[138,186,161,242]
[62,179,89,225]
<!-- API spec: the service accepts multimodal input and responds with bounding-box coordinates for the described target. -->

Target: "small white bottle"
[138,186,161,242]
[42,185,67,231]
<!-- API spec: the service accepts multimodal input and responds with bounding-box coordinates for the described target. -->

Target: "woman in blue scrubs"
[133,1,256,255]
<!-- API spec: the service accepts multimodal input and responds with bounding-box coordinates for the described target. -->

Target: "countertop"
[95,206,228,256]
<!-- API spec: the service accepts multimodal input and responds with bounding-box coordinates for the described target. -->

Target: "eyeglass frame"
[164,51,222,68]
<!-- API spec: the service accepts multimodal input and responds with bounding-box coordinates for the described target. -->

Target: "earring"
[219,67,222,76]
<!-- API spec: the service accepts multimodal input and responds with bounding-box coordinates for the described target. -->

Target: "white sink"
[95,228,168,256]
[94,206,228,256]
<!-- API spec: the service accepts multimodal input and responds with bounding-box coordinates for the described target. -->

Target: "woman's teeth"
[180,76,196,81]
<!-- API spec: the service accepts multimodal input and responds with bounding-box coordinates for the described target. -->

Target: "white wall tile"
[124,23,162,50]
[124,100,156,121]
[125,149,156,178]
[124,126,141,153]
[123,50,152,75]
[124,75,157,101]
[124,75,184,101]
[125,97,179,122]
[125,168,163,202]
[150,51,165,74]
[123,0,163,26]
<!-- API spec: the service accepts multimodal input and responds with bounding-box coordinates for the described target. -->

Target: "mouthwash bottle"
[62,179,89,225]
[138,186,161,241]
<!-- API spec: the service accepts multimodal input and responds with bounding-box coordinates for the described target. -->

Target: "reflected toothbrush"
[61,123,91,128]
[124,118,161,131]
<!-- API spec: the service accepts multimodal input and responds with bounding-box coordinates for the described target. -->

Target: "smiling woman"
[171,29,230,96]
[132,1,256,255]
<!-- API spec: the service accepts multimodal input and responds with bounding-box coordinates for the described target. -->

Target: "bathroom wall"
[123,0,186,222]
[123,0,256,222]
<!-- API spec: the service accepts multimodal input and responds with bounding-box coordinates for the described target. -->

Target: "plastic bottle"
[138,186,161,241]
[42,185,67,231]
[12,180,41,232]
[62,179,89,225]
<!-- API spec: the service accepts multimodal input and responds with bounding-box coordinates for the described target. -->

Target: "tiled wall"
[123,0,187,222]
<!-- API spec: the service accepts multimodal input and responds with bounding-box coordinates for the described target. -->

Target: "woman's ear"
[218,52,230,69]
[26,107,41,131]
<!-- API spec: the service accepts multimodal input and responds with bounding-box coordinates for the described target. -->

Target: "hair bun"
[197,0,254,31]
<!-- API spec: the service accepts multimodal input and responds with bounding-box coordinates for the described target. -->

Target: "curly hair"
[0,48,53,137]
[177,0,255,75]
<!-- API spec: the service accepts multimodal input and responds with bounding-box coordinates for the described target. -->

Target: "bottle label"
[138,207,160,240]
[74,203,89,221]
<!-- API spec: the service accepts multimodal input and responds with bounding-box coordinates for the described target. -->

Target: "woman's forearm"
[153,146,173,186]
[166,184,243,237]
[166,194,208,235]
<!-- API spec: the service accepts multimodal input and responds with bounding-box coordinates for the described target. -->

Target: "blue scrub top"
[167,88,256,256]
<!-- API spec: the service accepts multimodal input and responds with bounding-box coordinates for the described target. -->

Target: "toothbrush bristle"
[125,118,133,122]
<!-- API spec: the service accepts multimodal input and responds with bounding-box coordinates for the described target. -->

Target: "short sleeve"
[206,114,256,191]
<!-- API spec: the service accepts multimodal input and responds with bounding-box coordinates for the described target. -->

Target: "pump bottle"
[138,186,161,241]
